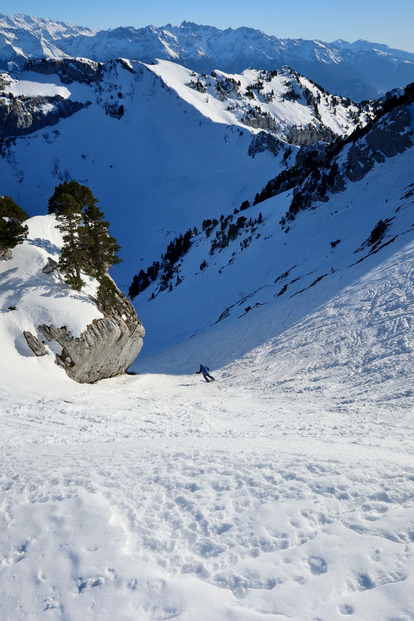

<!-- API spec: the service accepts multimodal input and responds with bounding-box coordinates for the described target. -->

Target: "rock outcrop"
[285,123,336,146]
[248,132,283,158]
[1,248,12,260]
[38,278,145,383]
[23,331,47,356]
[0,93,89,138]
[241,109,276,132]
[42,257,58,274]
[253,83,414,217]
[346,105,413,182]
[24,58,104,85]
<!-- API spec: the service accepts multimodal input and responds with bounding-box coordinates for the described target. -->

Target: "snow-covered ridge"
[251,84,414,215]
[148,60,367,143]
[0,55,370,289]
[0,13,97,72]
[0,57,370,144]
[1,15,414,100]
[0,12,96,42]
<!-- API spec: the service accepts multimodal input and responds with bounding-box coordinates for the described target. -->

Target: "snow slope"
[1,111,414,621]
[149,60,364,140]
[130,117,414,376]
[1,217,413,620]
[0,60,277,289]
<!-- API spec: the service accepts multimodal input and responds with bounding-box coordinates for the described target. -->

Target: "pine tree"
[48,181,121,290]
[48,181,97,214]
[79,202,121,278]
[54,193,84,290]
[0,195,29,257]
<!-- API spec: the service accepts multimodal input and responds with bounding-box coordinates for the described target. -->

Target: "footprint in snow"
[307,555,328,575]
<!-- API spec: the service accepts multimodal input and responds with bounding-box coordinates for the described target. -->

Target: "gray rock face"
[0,93,89,138]
[346,106,413,182]
[38,282,145,383]
[24,58,104,85]
[23,331,47,356]
[248,132,283,158]
[285,124,336,146]
[241,111,276,132]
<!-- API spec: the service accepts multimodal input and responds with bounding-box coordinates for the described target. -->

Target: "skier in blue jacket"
[196,364,215,382]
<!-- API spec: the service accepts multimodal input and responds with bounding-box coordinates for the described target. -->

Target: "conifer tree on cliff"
[53,192,84,290]
[48,181,121,289]
[79,201,121,278]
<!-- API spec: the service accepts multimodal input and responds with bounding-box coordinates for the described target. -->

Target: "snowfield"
[1,216,414,620]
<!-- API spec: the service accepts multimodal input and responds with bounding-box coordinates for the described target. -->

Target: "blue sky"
[2,0,414,53]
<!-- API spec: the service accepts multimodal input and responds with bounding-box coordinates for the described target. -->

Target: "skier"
[196,364,215,382]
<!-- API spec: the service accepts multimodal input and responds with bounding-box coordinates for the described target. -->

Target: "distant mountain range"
[1,14,414,100]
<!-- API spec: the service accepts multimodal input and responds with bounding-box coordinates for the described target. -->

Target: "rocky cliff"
[0,62,94,138]
[252,83,414,216]
[24,58,103,85]
[1,214,145,385]
[37,276,145,384]
[284,123,336,146]
[345,105,413,181]
[0,94,89,138]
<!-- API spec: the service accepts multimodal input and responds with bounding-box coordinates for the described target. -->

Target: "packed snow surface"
[1,217,414,619]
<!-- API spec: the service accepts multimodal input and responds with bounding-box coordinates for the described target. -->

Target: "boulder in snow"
[42,257,58,274]
[2,248,12,260]
[23,331,47,356]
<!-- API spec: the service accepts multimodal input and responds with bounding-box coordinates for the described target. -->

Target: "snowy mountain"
[1,21,414,621]
[0,13,96,68]
[127,83,414,374]
[1,15,414,100]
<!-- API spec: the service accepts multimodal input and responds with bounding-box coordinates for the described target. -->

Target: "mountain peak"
[1,16,414,100]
